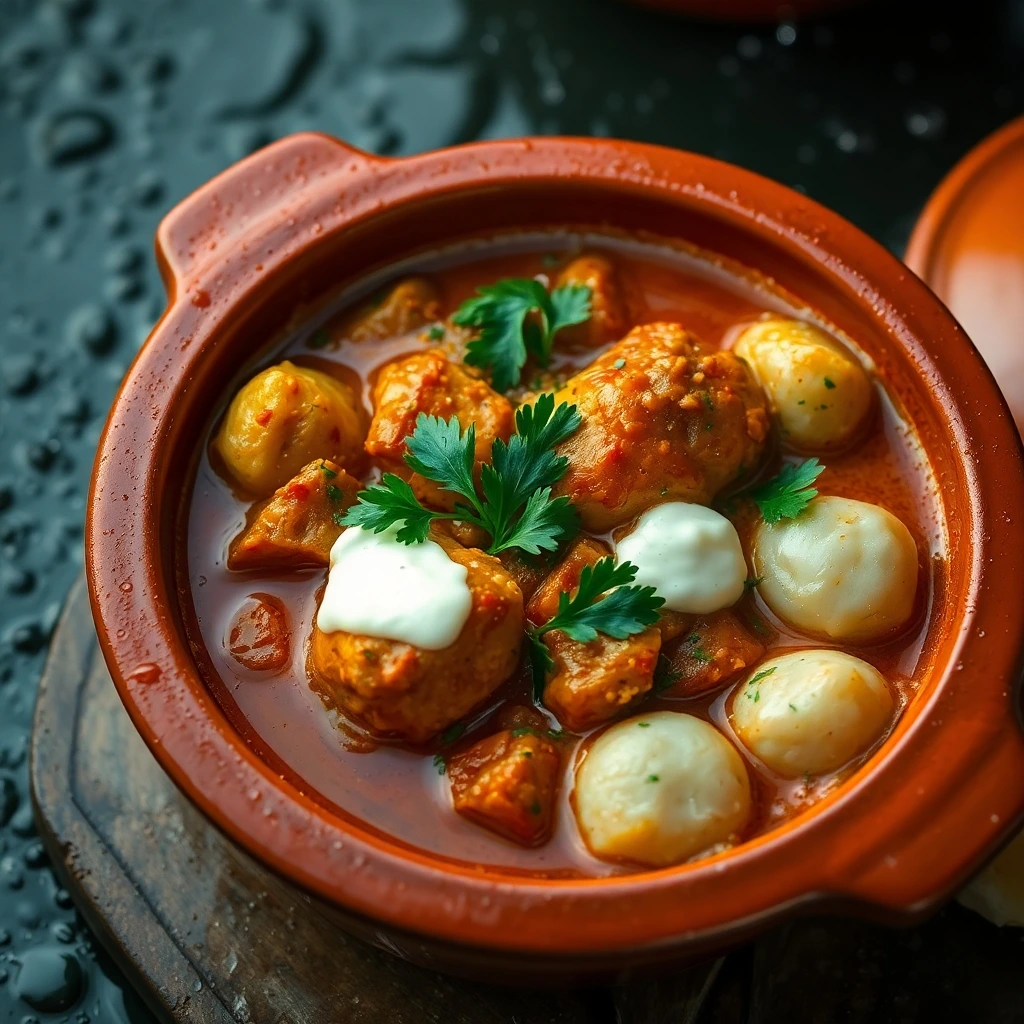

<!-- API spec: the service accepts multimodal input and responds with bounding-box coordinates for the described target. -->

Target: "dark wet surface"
[0,0,1022,1019]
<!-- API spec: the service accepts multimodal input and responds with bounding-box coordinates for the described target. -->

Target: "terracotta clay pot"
[86,133,1024,983]
[905,116,1024,434]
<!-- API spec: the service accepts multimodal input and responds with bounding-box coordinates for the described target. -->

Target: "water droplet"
[12,947,84,1013]
[128,664,161,686]
[36,110,115,167]
[65,304,117,356]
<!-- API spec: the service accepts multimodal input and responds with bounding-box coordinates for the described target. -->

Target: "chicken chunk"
[365,349,514,510]
[527,537,661,732]
[555,254,628,348]
[659,610,765,698]
[227,595,290,672]
[214,361,366,496]
[447,728,562,846]
[310,538,524,743]
[551,323,770,530]
[228,459,360,570]
[328,277,442,345]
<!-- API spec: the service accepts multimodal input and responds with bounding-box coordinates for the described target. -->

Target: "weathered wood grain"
[30,578,605,1024]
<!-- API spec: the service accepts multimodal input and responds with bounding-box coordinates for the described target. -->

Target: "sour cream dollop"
[615,502,747,614]
[316,524,472,650]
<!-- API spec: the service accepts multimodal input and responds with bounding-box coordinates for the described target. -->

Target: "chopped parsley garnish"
[319,461,337,479]
[637,721,650,728]
[452,278,591,391]
[747,667,776,687]
[427,323,445,341]
[789,703,798,711]
[744,576,762,590]
[326,484,344,503]
[646,774,660,783]
[749,458,825,524]
[527,557,664,696]
[341,393,581,556]
[613,358,626,370]
[308,329,329,349]
[440,722,465,745]
[653,653,682,693]
[823,377,836,389]
[432,753,446,775]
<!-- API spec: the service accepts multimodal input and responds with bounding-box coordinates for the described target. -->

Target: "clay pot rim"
[905,114,1024,286]
[86,133,1024,961]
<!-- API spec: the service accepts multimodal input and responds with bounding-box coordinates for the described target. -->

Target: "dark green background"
[1,0,1022,1019]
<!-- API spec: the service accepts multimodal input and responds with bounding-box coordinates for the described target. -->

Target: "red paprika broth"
[184,232,944,877]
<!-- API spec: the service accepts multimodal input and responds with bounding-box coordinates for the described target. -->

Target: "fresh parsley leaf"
[514,391,581,451]
[545,284,591,360]
[493,488,579,556]
[341,396,581,558]
[749,458,825,524]
[453,278,591,391]
[529,558,664,695]
[404,413,478,502]
[339,474,437,544]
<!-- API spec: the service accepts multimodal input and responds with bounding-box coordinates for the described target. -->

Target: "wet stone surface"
[0,0,1022,1019]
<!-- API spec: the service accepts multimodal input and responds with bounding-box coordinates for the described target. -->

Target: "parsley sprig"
[453,278,591,391]
[749,458,825,524]
[527,558,664,696]
[341,393,581,556]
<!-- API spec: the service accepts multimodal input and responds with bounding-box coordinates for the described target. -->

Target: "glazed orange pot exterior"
[905,116,1024,434]
[86,133,1024,981]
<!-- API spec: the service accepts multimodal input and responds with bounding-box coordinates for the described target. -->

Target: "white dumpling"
[574,712,751,867]
[730,649,894,777]
[734,318,872,450]
[753,495,918,641]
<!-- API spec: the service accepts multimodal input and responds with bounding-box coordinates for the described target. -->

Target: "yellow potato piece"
[214,360,364,496]
[734,318,872,450]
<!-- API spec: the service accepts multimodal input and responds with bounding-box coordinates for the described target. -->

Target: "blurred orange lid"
[906,116,1024,432]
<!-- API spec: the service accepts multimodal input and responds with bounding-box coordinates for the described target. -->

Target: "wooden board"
[28,577,722,1023]
[30,578,1024,1023]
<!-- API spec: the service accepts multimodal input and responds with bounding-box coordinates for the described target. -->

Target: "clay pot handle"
[155,133,380,302]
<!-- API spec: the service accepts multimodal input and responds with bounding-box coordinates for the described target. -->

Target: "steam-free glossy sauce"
[184,232,945,876]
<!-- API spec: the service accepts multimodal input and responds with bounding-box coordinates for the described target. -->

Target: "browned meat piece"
[551,323,770,530]
[555,254,629,348]
[329,278,442,345]
[310,537,524,743]
[447,728,562,846]
[659,610,765,698]
[498,549,559,604]
[527,537,661,733]
[227,595,290,672]
[213,360,366,496]
[228,460,360,570]
[365,349,514,511]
